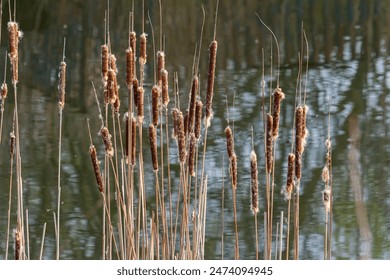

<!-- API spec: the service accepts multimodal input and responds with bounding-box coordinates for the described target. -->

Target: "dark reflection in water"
[0,0,389,259]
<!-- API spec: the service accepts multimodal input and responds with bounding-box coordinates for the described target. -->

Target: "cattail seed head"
[58,61,66,109]
[130,31,137,58]
[302,105,309,148]
[1,83,8,100]
[132,78,139,108]
[188,75,198,133]
[161,69,169,107]
[14,228,22,260]
[101,44,109,82]
[110,53,118,74]
[152,85,160,126]
[148,123,158,171]
[272,87,285,138]
[322,166,330,185]
[89,144,103,193]
[230,153,238,190]
[10,131,15,157]
[250,150,259,214]
[188,132,196,177]
[113,94,120,113]
[139,33,147,65]
[295,106,304,155]
[126,47,134,88]
[100,126,114,157]
[8,22,20,85]
[194,100,203,140]
[286,153,295,199]
[266,113,274,173]
[106,69,117,104]
[205,40,218,128]
[295,152,302,180]
[137,86,144,123]
[157,51,165,86]
[176,110,186,163]
[322,189,331,213]
[225,126,234,159]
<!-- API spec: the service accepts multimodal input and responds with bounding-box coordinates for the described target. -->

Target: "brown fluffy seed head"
[161,69,169,107]
[188,75,198,133]
[148,124,158,171]
[101,44,109,82]
[322,166,330,185]
[194,100,203,140]
[152,85,160,126]
[272,87,285,138]
[100,126,114,157]
[110,54,118,74]
[125,47,134,87]
[177,110,186,163]
[8,22,20,85]
[230,153,238,190]
[89,144,104,193]
[1,83,8,100]
[10,131,16,157]
[266,113,274,174]
[302,105,309,144]
[137,86,144,123]
[106,69,117,104]
[250,150,259,214]
[113,94,120,113]
[188,132,197,177]
[139,33,147,65]
[14,228,21,260]
[286,153,295,199]
[322,189,331,213]
[157,51,165,86]
[132,78,139,107]
[225,126,234,159]
[58,61,66,109]
[295,106,304,155]
[295,152,302,180]
[205,40,218,127]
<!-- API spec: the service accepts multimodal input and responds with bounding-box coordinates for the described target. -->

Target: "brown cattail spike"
[230,153,238,190]
[139,33,147,65]
[8,22,20,85]
[266,113,274,173]
[321,166,330,185]
[250,150,259,214]
[176,110,186,163]
[152,85,160,126]
[1,83,8,100]
[205,40,218,127]
[225,126,234,159]
[295,152,302,180]
[272,87,285,138]
[137,86,144,123]
[89,144,104,193]
[149,124,158,171]
[188,75,198,133]
[157,51,165,86]
[125,47,134,88]
[161,69,169,107]
[110,54,118,74]
[101,44,109,82]
[295,106,304,155]
[194,100,203,140]
[286,153,295,200]
[132,78,139,107]
[14,228,21,260]
[58,61,66,109]
[10,131,15,157]
[106,69,117,104]
[188,132,196,177]
[100,126,114,157]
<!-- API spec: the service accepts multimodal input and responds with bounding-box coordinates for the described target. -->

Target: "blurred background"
[0,0,389,259]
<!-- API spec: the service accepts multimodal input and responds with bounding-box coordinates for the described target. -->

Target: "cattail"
[172,108,179,140]
[188,75,198,133]
[100,126,114,157]
[272,87,285,138]
[125,47,134,88]
[132,78,139,107]
[161,69,169,107]
[89,144,103,193]
[230,153,238,190]
[14,228,21,260]
[205,40,217,127]
[152,85,160,126]
[295,152,302,180]
[176,110,186,163]
[137,86,144,123]
[130,31,137,59]
[194,100,203,140]
[148,124,158,171]
[10,131,15,157]
[266,113,274,173]
[302,105,309,149]
[113,94,120,113]
[321,166,330,185]
[250,150,259,214]
[101,44,109,82]
[286,153,295,199]
[58,61,66,109]
[157,51,165,86]
[8,22,20,85]
[139,33,147,65]
[1,83,8,100]
[131,116,137,166]
[188,132,196,177]
[110,53,118,74]
[225,126,234,159]
[106,69,117,104]
[322,189,331,213]
[295,106,304,155]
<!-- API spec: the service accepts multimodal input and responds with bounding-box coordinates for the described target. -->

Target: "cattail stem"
[205,40,217,127]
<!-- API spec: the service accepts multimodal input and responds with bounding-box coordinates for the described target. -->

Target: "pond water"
[0,0,389,260]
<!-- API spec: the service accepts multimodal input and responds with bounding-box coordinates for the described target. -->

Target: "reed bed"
[0,0,336,261]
